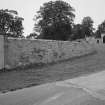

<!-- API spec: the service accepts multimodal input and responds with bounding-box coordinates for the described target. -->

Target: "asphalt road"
[1,71,105,105]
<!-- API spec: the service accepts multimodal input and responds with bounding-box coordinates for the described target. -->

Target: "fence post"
[0,35,4,70]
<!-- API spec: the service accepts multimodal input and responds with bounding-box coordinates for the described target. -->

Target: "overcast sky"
[0,0,105,35]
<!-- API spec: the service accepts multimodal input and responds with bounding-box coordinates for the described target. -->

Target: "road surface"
[1,71,105,105]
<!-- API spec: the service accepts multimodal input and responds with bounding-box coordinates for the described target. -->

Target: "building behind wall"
[101,33,105,43]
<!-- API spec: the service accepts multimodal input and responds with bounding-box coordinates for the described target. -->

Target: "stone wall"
[3,37,95,69]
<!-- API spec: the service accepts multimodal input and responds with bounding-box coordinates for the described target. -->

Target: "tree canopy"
[95,20,105,38]
[98,20,105,33]
[34,0,75,40]
[69,16,95,40]
[26,33,38,39]
[71,24,84,40]
[0,9,24,37]
[81,16,94,37]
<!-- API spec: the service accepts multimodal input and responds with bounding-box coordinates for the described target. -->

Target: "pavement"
[0,71,105,105]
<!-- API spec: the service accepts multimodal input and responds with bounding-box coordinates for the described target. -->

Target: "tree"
[95,20,105,38]
[34,0,75,40]
[100,20,105,32]
[95,28,101,38]
[82,16,94,37]
[26,33,38,39]
[71,24,84,40]
[98,20,105,33]
[0,9,24,37]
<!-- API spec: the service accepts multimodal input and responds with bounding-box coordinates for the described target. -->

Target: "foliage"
[39,22,72,40]
[0,9,24,37]
[95,20,105,38]
[95,29,101,38]
[99,20,105,33]
[81,16,94,37]
[71,24,84,40]
[34,0,75,40]
[26,33,38,39]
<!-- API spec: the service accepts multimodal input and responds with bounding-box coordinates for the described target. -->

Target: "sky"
[0,0,105,35]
